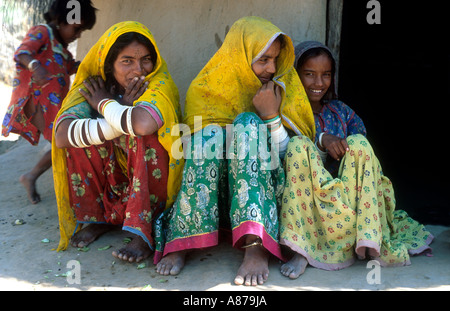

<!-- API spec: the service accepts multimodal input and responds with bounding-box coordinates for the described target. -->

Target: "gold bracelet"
[241,238,263,248]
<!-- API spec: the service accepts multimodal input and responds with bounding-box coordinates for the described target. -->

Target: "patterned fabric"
[183,16,315,140]
[314,100,366,142]
[154,113,286,263]
[314,100,367,174]
[66,133,168,249]
[280,135,433,269]
[52,21,183,251]
[2,24,77,144]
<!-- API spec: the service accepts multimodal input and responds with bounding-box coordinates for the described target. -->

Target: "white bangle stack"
[264,114,289,158]
[99,99,136,137]
[67,98,138,148]
[67,119,105,148]
[97,118,123,141]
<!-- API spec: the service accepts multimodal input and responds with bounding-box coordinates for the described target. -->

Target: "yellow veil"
[183,16,315,140]
[52,21,183,251]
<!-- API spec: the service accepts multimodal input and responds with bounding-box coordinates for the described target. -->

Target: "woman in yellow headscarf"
[52,21,183,263]
[153,16,315,286]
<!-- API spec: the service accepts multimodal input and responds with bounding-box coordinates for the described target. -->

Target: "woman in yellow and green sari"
[279,41,434,279]
[52,21,183,263]
[154,16,315,286]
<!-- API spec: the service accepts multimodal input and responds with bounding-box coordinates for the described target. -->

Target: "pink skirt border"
[154,220,286,264]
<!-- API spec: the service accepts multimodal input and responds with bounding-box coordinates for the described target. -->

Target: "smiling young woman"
[279,41,434,280]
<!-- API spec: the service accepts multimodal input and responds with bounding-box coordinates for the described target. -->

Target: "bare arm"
[16,54,50,86]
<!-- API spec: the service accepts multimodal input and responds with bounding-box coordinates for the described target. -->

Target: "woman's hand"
[252,81,282,119]
[79,76,112,111]
[319,133,349,161]
[119,76,149,106]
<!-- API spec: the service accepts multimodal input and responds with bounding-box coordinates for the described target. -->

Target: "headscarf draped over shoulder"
[183,16,315,140]
[52,21,183,251]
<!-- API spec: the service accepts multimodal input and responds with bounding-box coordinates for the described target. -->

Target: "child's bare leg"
[20,102,51,204]
[20,149,51,204]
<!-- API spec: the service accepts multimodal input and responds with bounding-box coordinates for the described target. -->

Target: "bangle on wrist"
[261,112,279,121]
[318,132,325,149]
[263,114,281,124]
[28,59,40,72]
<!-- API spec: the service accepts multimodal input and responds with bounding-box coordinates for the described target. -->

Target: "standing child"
[1,0,97,204]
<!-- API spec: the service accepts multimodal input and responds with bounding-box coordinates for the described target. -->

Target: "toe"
[164,265,172,276]
[257,274,265,285]
[234,275,244,285]
[244,275,252,286]
[156,263,163,274]
[170,263,183,276]
[135,255,144,263]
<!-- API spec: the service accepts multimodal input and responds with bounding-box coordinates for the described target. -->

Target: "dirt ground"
[0,82,449,292]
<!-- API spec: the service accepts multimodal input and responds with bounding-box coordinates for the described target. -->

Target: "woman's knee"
[285,135,314,155]
[346,134,373,152]
[345,134,376,163]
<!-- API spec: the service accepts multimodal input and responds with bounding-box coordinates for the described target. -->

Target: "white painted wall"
[78,0,327,107]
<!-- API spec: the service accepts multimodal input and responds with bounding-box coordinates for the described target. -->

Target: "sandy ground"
[0,82,449,292]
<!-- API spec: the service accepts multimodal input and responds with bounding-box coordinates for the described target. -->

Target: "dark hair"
[275,34,286,50]
[296,47,337,103]
[104,32,157,95]
[44,0,97,30]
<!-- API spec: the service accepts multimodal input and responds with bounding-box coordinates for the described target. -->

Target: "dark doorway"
[339,1,450,225]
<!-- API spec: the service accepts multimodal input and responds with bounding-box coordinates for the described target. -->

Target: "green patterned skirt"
[154,112,286,263]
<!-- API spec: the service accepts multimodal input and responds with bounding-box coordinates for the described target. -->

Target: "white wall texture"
[78,0,327,107]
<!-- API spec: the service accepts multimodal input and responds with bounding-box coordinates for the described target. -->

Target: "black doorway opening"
[338,1,450,225]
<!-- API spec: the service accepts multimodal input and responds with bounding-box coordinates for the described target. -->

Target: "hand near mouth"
[252,81,282,119]
[119,76,149,106]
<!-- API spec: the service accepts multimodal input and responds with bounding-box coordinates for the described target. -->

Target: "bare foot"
[70,224,112,248]
[280,253,308,279]
[112,234,152,263]
[234,243,270,286]
[19,173,40,204]
[156,251,187,275]
[19,149,52,204]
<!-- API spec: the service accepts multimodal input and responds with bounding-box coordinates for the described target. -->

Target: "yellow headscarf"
[52,21,183,251]
[183,16,315,140]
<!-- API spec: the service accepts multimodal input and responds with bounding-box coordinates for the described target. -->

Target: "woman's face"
[298,54,333,105]
[252,39,281,84]
[113,40,154,89]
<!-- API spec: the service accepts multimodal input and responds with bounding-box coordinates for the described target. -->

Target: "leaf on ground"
[97,245,112,251]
